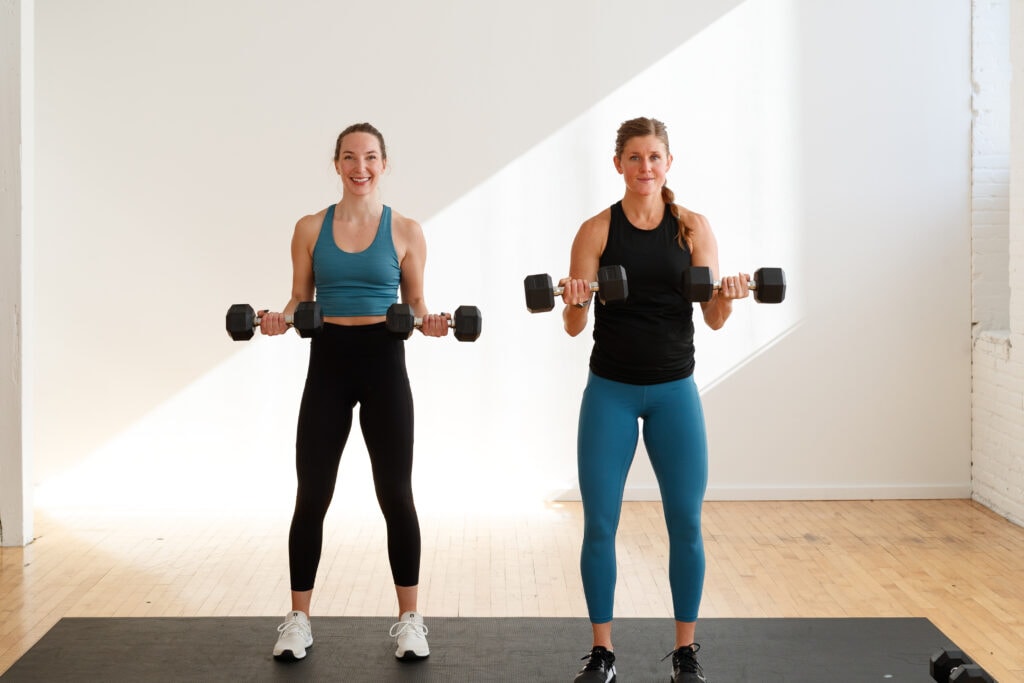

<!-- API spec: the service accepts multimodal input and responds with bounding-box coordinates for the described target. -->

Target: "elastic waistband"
[316,321,393,340]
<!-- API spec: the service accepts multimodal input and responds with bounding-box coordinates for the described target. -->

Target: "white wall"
[972,0,1024,527]
[30,0,972,513]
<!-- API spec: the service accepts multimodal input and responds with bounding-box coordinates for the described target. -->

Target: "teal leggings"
[578,371,708,623]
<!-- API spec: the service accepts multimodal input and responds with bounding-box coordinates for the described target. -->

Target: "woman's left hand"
[419,312,451,337]
[718,273,751,300]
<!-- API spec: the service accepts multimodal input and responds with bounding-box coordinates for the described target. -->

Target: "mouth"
[350,176,372,185]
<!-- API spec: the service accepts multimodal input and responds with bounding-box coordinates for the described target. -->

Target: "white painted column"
[0,0,33,547]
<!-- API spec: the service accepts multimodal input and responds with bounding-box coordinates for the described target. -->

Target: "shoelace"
[580,648,613,671]
[662,643,703,673]
[277,618,311,639]
[389,619,429,638]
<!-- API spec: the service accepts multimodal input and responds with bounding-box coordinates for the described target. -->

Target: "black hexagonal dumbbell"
[385,303,483,342]
[225,301,323,341]
[681,266,787,304]
[523,265,629,313]
[930,648,995,682]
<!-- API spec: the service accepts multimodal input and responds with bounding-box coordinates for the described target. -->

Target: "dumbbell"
[930,648,996,682]
[385,303,483,342]
[681,266,787,304]
[225,302,323,341]
[523,265,629,313]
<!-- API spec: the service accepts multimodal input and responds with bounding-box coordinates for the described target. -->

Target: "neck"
[621,191,665,226]
[336,194,383,221]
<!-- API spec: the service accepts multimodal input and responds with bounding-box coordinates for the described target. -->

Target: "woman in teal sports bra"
[259,123,448,665]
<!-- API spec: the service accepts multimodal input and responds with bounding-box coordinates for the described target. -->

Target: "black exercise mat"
[1,616,962,682]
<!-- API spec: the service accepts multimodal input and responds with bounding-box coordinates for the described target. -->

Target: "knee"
[582,515,619,548]
[293,485,334,523]
[376,485,416,520]
[662,501,703,537]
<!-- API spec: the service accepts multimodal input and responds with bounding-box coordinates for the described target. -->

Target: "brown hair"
[614,117,690,249]
[333,122,387,162]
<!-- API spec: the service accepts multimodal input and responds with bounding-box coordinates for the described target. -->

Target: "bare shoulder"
[675,204,716,248]
[293,208,326,246]
[388,208,425,265]
[389,208,424,241]
[676,204,710,232]
[390,208,425,256]
[581,207,611,232]
[575,207,611,247]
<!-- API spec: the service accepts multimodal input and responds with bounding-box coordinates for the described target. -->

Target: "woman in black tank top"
[562,117,753,683]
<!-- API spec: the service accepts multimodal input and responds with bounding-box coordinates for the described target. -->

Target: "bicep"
[688,213,720,278]
[687,214,721,315]
[290,219,316,300]
[568,216,607,281]
[398,220,427,303]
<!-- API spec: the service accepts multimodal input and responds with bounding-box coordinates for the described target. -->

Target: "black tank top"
[589,201,695,385]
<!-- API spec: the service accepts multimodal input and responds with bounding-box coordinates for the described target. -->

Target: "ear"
[613,155,623,175]
[666,153,674,173]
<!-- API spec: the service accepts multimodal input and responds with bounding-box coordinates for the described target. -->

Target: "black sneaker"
[574,646,617,683]
[666,643,707,682]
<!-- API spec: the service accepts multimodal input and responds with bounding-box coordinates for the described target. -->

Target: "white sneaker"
[389,610,430,660]
[273,610,313,661]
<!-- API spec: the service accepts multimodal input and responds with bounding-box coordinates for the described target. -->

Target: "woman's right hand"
[558,278,592,308]
[258,310,289,336]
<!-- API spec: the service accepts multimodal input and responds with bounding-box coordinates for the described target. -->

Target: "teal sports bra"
[312,204,401,317]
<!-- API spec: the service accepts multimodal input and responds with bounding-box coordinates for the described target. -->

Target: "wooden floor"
[2,498,1023,681]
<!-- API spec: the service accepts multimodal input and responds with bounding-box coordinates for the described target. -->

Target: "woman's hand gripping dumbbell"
[385,303,483,342]
[523,265,629,313]
[681,266,787,304]
[225,302,323,341]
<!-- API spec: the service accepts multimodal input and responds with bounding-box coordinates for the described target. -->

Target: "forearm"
[563,301,590,337]
[701,293,733,330]
[282,294,303,316]
[401,294,428,319]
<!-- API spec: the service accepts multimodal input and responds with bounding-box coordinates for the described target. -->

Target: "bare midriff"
[324,314,387,326]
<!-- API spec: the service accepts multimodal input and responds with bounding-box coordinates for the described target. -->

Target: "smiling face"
[334,131,387,197]
[613,134,672,198]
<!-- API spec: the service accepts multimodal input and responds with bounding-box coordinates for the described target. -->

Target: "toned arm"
[684,209,733,331]
[562,211,610,337]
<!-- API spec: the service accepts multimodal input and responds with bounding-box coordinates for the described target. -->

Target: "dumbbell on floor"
[225,302,323,341]
[930,648,996,682]
[523,265,629,313]
[385,303,483,342]
[681,266,787,304]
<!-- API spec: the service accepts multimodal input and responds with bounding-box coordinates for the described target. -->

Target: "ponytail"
[661,184,690,250]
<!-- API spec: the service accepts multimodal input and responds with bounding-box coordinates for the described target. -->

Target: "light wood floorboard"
[1,499,1022,680]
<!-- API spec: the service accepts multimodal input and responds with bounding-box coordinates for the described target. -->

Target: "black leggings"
[288,322,419,591]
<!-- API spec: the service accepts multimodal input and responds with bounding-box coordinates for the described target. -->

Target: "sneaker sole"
[396,650,430,661]
[273,648,309,662]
